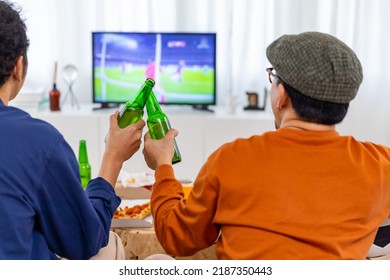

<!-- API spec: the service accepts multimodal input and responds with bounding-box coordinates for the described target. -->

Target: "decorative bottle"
[49,61,61,111]
[146,91,181,164]
[78,139,91,189]
[49,84,61,111]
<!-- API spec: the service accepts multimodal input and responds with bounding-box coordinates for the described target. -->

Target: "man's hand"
[99,111,145,186]
[105,111,145,162]
[143,128,178,170]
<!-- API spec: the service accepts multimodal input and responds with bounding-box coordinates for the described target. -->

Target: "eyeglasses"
[266,67,280,84]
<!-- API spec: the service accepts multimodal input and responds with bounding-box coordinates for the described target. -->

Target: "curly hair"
[0,0,29,86]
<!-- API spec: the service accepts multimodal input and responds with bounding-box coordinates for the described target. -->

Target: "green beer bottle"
[118,78,155,128]
[78,139,91,189]
[146,91,182,164]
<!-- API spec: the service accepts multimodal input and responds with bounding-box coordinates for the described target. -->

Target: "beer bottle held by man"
[117,78,155,128]
[146,91,182,164]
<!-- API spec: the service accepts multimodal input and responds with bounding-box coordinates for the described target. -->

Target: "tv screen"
[92,32,216,108]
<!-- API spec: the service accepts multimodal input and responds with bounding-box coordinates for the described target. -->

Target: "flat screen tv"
[92,32,216,110]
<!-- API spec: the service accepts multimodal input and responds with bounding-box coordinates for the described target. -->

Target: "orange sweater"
[151,128,390,259]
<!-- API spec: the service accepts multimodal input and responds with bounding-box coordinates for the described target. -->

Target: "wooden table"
[112,227,217,260]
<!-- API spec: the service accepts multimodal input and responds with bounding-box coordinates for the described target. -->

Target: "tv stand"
[192,104,214,112]
[92,103,120,111]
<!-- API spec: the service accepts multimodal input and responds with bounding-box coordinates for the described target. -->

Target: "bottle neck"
[146,90,163,117]
[128,78,155,110]
[78,140,89,163]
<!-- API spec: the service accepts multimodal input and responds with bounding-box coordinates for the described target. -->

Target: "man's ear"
[277,83,291,109]
[12,56,25,82]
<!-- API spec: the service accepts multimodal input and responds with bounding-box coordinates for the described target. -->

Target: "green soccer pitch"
[94,66,215,103]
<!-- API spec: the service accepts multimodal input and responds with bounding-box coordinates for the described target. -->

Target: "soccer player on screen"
[145,58,156,80]
[171,60,185,84]
[145,58,166,103]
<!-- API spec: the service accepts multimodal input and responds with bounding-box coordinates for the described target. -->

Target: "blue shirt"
[0,100,121,259]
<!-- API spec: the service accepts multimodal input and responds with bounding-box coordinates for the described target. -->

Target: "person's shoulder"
[345,135,390,159]
[8,106,62,138]
[360,141,390,158]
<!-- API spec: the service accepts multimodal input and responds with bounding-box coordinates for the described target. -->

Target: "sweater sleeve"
[151,164,220,256]
[35,136,120,260]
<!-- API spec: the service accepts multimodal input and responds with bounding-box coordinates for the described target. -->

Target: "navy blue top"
[0,100,121,259]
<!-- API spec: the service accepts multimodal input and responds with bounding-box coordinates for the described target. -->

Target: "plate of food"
[111,199,153,228]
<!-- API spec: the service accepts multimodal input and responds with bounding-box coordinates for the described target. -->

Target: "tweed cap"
[266,32,363,103]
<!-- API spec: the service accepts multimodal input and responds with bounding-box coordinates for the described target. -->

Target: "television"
[92,32,216,111]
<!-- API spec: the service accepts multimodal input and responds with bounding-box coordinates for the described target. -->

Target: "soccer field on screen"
[94,66,215,103]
